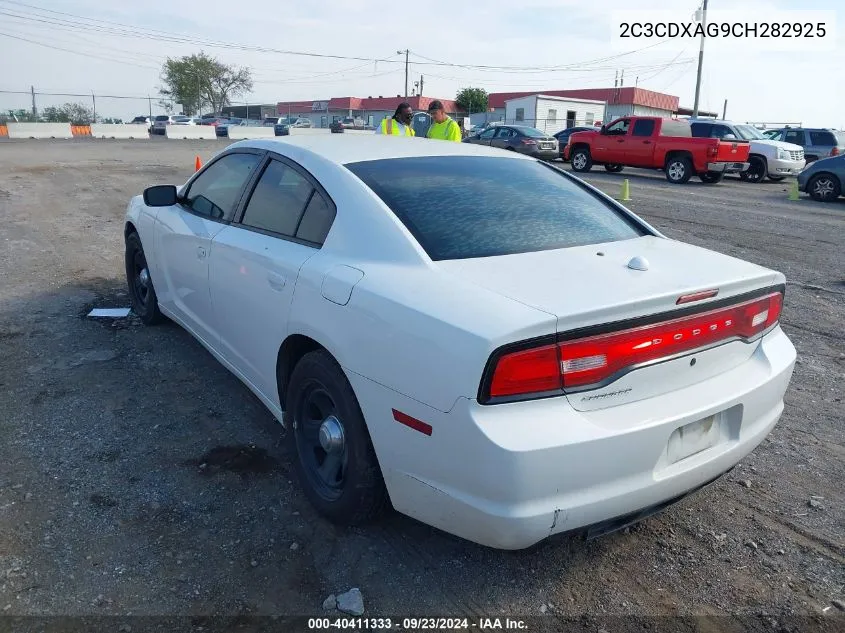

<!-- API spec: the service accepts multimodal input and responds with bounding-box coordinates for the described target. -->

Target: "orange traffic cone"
[194,155,202,171]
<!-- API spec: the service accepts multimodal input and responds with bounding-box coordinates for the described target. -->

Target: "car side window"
[809,131,836,146]
[605,119,630,135]
[295,192,336,245]
[494,128,512,139]
[631,120,655,137]
[240,159,314,237]
[784,130,804,145]
[183,153,261,221]
[690,123,711,138]
[710,125,735,139]
[479,128,497,140]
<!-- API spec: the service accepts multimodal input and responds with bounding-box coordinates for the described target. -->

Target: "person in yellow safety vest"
[426,100,461,142]
[375,102,415,136]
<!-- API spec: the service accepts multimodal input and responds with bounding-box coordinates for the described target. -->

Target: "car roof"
[230,135,536,165]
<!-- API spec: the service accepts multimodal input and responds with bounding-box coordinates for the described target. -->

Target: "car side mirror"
[143,184,178,207]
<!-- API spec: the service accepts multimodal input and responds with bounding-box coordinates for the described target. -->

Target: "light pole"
[397,49,409,98]
[692,0,709,118]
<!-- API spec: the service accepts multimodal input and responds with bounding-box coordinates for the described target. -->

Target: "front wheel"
[699,171,724,184]
[665,156,693,184]
[285,350,388,525]
[807,174,841,202]
[125,232,165,325]
[570,148,592,172]
[604,164,624,173]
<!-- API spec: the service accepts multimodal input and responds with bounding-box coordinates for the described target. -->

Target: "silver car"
[764,128,845,163]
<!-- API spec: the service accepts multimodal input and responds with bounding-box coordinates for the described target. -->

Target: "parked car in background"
[688,119,805,183]
[216,119,245,137]
[129,116,153,134]
[463,125,558,160]
[124,137,796,549]
[567,116,751,184]
[293,118,312,128]
[152,115,195,135]
[554,126,593,161]
[263,117,281,127]
[339,116,365,129]
[763,128,845,163]
[797,154,844,202]
[330,120,345,134]
[274,119,292,136]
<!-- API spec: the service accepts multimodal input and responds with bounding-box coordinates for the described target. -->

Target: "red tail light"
[831,147,840,156]
[483,290,783,401]
[521,139,537,145]
[707,145,719,159]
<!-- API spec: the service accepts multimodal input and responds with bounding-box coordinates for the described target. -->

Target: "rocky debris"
[322,594,337,610]
[745,540,758,551]
[540,604,547,614]
[337,588,364,616]
[290,542,300,551]
[741,480,752,489]
[808,499,825,509]
[832,600,845,613]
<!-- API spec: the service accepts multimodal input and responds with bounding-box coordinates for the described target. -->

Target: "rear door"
[807,130,838,160]
[624,119,657,166]
[491,127,516,149]
[155,150,263,345]
[209,155,336,399]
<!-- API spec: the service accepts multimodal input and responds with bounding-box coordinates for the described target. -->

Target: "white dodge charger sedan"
[124,135,797,549]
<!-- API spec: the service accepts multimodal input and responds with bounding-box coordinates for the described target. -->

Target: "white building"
[503,94,606,135]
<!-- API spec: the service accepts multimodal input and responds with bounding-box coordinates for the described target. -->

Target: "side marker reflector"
[392,409,432,436]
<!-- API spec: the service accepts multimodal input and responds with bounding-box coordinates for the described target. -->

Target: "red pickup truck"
[565,116,751,184]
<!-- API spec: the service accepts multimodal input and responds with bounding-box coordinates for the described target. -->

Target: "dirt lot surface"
[0,139,843,632]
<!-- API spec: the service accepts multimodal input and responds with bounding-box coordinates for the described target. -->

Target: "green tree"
[455,87,488,115]
[42,102,96,124]
[159,52,253,116]
[2,109,37,123]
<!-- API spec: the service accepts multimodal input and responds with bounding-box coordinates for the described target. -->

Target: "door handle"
[267,273,286,291]
[616,139,625,143]
[643,140,652,144]
[196,246,207,259]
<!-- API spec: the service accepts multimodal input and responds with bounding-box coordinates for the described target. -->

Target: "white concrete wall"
[227,126,275,140]
[7,122,73,139]
[535,98,606,134]
[165,125,217,140]
[90,124,148,139]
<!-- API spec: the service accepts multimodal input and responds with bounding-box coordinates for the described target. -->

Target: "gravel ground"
[0,139,843,632]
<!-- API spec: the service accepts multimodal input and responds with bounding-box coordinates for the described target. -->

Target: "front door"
[210,156,336,399]
[155,151,263,345]
[592,118,630,163]
[491,127,516,149]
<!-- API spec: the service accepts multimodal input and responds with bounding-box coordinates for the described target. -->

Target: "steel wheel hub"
[318,415,345,454]
[138,268,150,288]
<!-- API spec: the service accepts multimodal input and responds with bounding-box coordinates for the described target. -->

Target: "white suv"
[152,115,195,135]
[689,119,805,183]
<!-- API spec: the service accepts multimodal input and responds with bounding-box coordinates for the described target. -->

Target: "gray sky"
[1,0,842,125]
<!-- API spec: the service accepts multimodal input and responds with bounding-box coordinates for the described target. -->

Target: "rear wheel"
[699,171,724,183]
[125,232,164,325]
[807,173,841,202]
[604,164,624,173]
[570,148,592,172]
[665,156,692,184]
[285,350,388,525]
[740,156,767,183]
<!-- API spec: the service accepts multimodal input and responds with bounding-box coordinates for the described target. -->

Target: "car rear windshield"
[154,115,169,121]
[519,127,549,138]
[345,156,647,260]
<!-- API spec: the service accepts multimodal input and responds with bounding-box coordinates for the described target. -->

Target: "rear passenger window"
[690,123,711,138]
[296,193,336,245]
[631,120,655,137]
[809,131,836,146]
[241,160,313,236]
[784,130,804,145]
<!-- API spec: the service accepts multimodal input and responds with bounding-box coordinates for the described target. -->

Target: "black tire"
[740,156,767,183]
[767,175,785,182]
[570,148,592,172]
[699,171,724,183]
[665,156,692,184]
[807,173,841,202]
[604,164,624,173]
[285,350,388,525]
[125,232,165,325]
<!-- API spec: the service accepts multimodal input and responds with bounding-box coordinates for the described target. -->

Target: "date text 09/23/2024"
[308,617,529,630]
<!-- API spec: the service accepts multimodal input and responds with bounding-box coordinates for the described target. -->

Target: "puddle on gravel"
[186,445,280,477]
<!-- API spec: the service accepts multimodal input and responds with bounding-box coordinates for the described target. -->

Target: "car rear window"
[809,131,837,146]
[154,115,169,121]
[519,127,549,138]
[345,156,647,261]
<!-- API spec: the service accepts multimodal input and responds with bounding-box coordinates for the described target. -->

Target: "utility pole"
[722,98,727,119]
[31,85,37,118]
[397,49,409,98]
[148,94,152,119]
[692,0,709,118]
[92,90,96,122]
[419,75,424,97]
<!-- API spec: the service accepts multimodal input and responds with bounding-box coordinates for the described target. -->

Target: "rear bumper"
[707,161,750,173]
[350,327,796,550]
[525,148,559,160]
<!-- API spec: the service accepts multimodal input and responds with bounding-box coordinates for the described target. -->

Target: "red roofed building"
[276,95,463,129]
[485,87,681,127]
